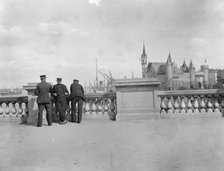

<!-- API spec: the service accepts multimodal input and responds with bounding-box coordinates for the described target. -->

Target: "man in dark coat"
[52,78,69,124]
[34,75,53,127]
[70,79,85,123]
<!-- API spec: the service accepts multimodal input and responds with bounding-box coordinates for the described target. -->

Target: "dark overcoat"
[34,82,52,104]
[52,84,69,98]
[70,82,85,100]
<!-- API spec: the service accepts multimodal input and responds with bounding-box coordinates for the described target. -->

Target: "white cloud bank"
[88,0,101,6]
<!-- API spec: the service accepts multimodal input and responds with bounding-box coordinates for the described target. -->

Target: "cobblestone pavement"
[0,117,224,171]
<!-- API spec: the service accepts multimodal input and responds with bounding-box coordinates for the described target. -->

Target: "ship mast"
[96,57,99,90]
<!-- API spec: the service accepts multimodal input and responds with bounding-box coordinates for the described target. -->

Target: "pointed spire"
[189,59,195,69]
[143,43,146,56]
[182,60,186,67]
[166,52,172,65]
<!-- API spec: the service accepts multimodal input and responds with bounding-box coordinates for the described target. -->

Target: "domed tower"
[140,44,148,78]
[201,59,209,89]
[189,60,196,89]
[166,52,173,89]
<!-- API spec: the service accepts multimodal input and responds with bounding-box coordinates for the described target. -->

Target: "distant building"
[140,44,217,90]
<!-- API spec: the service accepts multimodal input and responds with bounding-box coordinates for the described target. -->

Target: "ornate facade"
[140,45,217,90]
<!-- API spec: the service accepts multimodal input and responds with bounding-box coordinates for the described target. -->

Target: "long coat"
[52,84,69,98]
[34,82,52,104]
[70,82,85,100]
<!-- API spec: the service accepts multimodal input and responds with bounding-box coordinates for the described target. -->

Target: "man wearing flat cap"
[52,78,69,124]
[34,75,53,127]
[70,79,85,123]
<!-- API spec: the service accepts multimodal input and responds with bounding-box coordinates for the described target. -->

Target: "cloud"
[37,21,89,37]
[212,1,224,13]
[190,37,208,47]
[0,1,5,19]
[88,0,101,6]
[0,25,25,46]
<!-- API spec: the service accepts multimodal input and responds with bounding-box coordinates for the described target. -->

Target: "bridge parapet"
[81,92,116,120]
[0,95,28,122]
[158,89,224,117]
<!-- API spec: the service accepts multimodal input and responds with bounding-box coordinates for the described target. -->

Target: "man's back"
[35,82,52,103]
[70,82,85,100]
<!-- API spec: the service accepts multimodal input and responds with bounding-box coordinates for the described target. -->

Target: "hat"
[40,75,46,78]
[57,78,62,81]
[73,79,79,82]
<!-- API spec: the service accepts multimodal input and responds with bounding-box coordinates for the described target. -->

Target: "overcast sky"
[0,0,224,88]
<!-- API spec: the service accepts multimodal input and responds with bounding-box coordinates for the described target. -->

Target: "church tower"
[140,44,148,78]
[189,60,196,89]
[166,52,173,90]
[201,59,209,89]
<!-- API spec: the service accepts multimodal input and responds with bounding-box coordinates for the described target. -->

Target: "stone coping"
[0,95,28,103]
[158,89,224,96]
[113,78,160,87]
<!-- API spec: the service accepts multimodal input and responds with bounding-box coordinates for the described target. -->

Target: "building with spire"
[140,44,217,90]
[140,44,148,78]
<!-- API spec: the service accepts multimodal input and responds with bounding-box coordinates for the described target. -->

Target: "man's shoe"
[36,125,42,127]
[48,124,52,126]
[59,120,67,125]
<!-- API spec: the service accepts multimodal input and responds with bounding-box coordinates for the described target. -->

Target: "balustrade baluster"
[5,103,10,118]
[207,95,213,114]
[84,101,91,116]
[180,96,186,114]
[200,95,206,113]
[8,103,14,118]
[214,95,220,114]
[18,103,23,117]
[173,96,180,114]
[21,102,28,123]
[109,98,116,120]
[0,104,3,118]
[91,100,97,116]
[187,96,193,114]
[15,102,20,117]
[167,96,173,114]
[97,99,103,115]
[193,96,200,114]
[160,96,167,114]
[103,99,109,116]
[2,103,6,117]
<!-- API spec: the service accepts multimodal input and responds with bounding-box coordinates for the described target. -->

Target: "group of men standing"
[34,75,85,127]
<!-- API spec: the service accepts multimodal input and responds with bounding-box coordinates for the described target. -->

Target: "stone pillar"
[23,83,39,125]
[113,78,160,120]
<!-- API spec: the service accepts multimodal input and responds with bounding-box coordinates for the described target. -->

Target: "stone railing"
[158,89,224,116]
[0,95,28,122]
[52,92,117,122]
[83,92,116,120]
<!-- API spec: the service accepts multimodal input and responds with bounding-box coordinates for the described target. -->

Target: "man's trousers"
[71,97,83,123]
[37,103,52,126]
[55,97,67,122]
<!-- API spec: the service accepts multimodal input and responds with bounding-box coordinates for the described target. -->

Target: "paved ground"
[0,117,224,171]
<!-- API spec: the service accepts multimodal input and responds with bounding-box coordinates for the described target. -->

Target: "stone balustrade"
[0,96,28,122]
[158,89,224,116]
[59,92,117,121]
[84,92,116,120]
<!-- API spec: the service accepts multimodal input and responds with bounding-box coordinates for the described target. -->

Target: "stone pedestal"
[113,78,160,120]
[23,83,39,125]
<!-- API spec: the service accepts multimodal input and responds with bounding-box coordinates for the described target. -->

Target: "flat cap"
[40,75,46,78]
[57,78,62,81]
[73,79,79,82]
